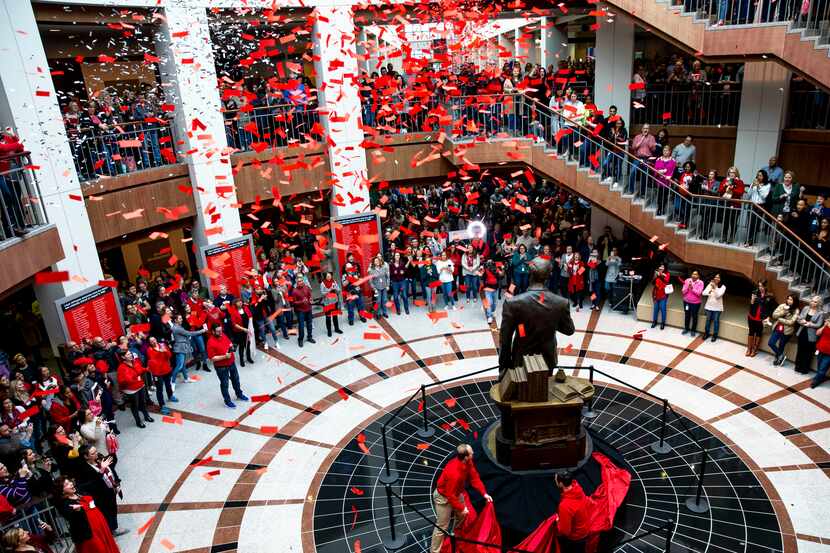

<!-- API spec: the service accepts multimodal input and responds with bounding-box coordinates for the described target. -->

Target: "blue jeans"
[140,128,161,168]
[391,281,409,314]
[346,293,365,324]
[191,335,206,364]
[652,298,667,325]
[296,310,312,342]
[484,289,497,319]
[171,352,188,382]
[375,289,389,316]
[628,159,647,195]
[215,363,243,403]
[704,310,721,337]
[768,330,791,358]
[813,353,830,387]
[423,283,434,308]
[464,275,480,300]
[257,318,280,344]
[405,278,417,299]
[441,282,454,308]
[514,272,529,293]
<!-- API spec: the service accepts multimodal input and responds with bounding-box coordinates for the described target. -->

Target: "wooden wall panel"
[0,226,64,296]
[366,143,453,182]
[231,146,329,205]
[84,177,196,243]
[779,129,830,192]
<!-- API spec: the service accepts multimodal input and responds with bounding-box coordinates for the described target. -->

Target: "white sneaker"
[171,383,176,393]
[185,378,197,383]
[602,177,612,185]
[264,343,269,351]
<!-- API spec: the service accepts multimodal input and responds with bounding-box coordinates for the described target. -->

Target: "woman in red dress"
[55,477,119,553]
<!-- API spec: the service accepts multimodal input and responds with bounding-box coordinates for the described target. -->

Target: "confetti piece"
[445,397,457,408]
[136,514,156,535]
[354,539,362,553]
[350,486,364,496]
[34,271,69,284]
[260,426,278,434]
[217,448,231,456]
[160,538,175,551]
[363,332,382,340]
[338,388,349,401]
[518,324,526,337]
[417,443,430,450]
[250,394,271,402]
[358,442,370,454]
[351,504,359,530]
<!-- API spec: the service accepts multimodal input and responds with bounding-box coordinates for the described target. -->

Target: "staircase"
[604,0,830,90]
[443,131,827,302]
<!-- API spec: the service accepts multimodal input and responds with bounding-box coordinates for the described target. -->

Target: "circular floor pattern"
[312,381,784,553]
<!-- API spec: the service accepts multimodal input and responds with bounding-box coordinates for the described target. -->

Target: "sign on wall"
[199,235,256,298]
[332,213,382,298]
[56,286,124,345]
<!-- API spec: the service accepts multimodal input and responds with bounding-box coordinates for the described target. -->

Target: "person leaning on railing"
[1,523,56,553]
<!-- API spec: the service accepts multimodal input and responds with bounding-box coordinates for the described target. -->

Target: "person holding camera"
[206,326,249,409]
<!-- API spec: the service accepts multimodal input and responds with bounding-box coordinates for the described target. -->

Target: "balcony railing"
[630,88,742,126]
[673,0,830,38]
[0,151,49,243]
[67,120,178,182]
[787,89,830,129]
[223,104,321,152]
[0,496,74,552]
[445,93,830,299]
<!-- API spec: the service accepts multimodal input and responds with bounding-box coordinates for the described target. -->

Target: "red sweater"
[557,482,591,541]
[146,346,172,377]
[117,361,147,393]
[652,271,670,301]
[291,285,312,312]
[205,306,224,330]
[817,328,830,355]
[436,457,487,511]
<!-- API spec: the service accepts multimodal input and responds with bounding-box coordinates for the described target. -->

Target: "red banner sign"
[202,236,255,298]
[332,213,381,297]
[58,286,124,344]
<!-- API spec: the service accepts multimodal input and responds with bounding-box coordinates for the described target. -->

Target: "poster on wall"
[332,213,382,297]
[56,286,124,345]
[199,235,256,298]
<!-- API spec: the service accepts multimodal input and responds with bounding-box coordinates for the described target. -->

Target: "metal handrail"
[665,0,830,33]
[444,92,830,297]
[378,363,708,550]
[0,151,49,241]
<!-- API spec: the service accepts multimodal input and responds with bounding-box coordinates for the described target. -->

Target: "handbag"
[105,432,120,455]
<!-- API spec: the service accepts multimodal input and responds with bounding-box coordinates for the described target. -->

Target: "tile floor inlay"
[312,381,783,553]
[111,307,828,552]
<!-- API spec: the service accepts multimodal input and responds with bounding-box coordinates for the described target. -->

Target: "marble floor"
[110,299,830,553]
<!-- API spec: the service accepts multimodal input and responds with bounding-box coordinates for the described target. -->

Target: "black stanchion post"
[416,384,435,438]
[685,449,710,513]
[379,425,399,485]
[382,484,406,550]
[651,399,672,454]
[664,518,675,552]
[582,365,597,419]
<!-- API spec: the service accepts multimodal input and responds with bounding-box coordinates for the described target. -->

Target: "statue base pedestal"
[485,421,593,472]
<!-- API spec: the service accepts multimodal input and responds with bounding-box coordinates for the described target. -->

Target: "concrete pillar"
[594,13,634,125]
[155,4,242,247]
[498,32,515,60]
[0,0,104,351]
[734,61,790,180]
[541,18,568,71]
[312,6,370,215]
[357,28,370,74]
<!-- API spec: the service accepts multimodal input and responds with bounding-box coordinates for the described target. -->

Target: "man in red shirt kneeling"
[430,444,493,553]
[555,472,591,553]
[206,326,249,408]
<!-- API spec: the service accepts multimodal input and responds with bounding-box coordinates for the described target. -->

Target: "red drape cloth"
[438,452,630,553]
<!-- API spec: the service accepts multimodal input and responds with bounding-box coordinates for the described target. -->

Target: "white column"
[155,4,242,246]
[734,61,790,179]
[594,12,634,125]
[498,32,514,58]
[0,0,104,350]
[357,28,370,74]
[514,28,522,58]
[312,5,370,216]
[541,18,568,71]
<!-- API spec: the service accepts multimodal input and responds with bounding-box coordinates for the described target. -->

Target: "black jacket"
[498,285,575,375]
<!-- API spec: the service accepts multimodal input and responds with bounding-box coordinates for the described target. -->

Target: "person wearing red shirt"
[290,278,315,347]
[204,299,224,331]
[186,305,210,372]
[555,472,592,553]
[650,264,671,330]
[430,444,493,553]
[115,351,153,429]
[205,326,248,409]
[811,319,830,388]
[146,337,177,415]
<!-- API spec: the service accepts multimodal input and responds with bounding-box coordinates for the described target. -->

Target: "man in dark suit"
[499,258,575,376]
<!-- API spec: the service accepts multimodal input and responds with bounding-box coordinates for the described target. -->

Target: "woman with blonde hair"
[1,525,55,553]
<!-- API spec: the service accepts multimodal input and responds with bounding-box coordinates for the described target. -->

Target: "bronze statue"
[498,257,576,378]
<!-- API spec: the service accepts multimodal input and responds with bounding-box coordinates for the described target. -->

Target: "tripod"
[612,276,638,317]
